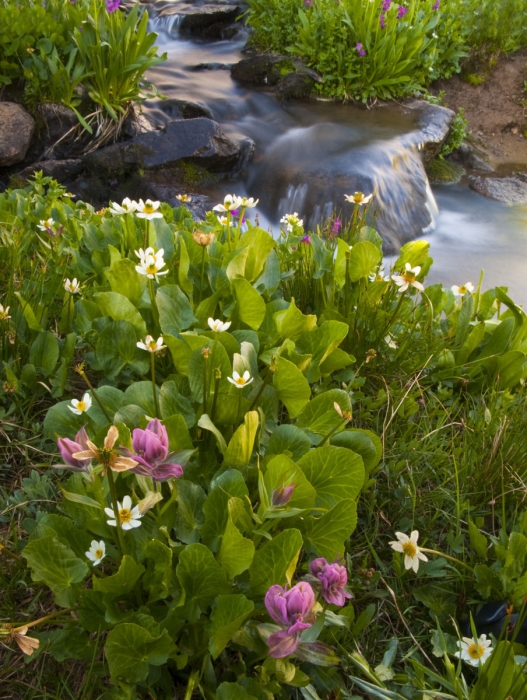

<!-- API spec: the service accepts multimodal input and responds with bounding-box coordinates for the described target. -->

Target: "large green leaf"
[298,446,364,510]
[263,455,317,511]
[347,241,382,281]
[296,321,349,383]
[224,410,259,468]
[106,258,146,306]
[176,543,230,620]
[96,320,149,379]
[217,683,258,700]
[296,389,351,437]
[175,480,206,544]
[208,594,255,659]
[93,555,145,599]
[105,623,175,683]
[273,357,311,418]
[142,540,173,602]
[233,278,266,330]
[303,499,357,560]
[44,400,84,439]
[274,298,317,341]
[239,227,276,282]
[94,291,147,337]
[23,536,89,607]
[159,380,196,428]
[124,381,159,416]
[330,429,382,473]
[30,331,59,377]
[266,424,312,461]
[188,341,230,403]
[219,511,255,578]
[201,470,249,547]
[157,284,197,335]
[249,529,303,595]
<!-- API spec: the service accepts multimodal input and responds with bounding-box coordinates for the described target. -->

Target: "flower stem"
[320,419,347,446]
[77,368,112,423]
[106,467,125,557]
[248,368,273,411]
[144,219,150,249]
[11,608,76,633]
[202,351,208,415]
[226,212,232,252]
[420,547,473,573]
[0,542,22,562]
[344,251,351,318]
[151,352,160,418]
[199,246,206,305]
[210,368,221,423]
[148,278,160,329]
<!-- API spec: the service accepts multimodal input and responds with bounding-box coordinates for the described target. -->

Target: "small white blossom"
[68,392,92,415]
[280,213,303,232]
[109,198,138,215]
[37,218,55,231]
[208,318,232,333]
[217,215,229,226]
[455,635,492,667]
[104,495,143,530]
[86,540,106,565]
[135,247,169,280]
[451,282,474,296]
[389,531,428,573]
[236,196,259,208]
[213,195,239,213]
[344,192,373,205]
[136,199,163,220]
[0,304,11,321]
[64,278,81,294]
[176,194,192,203]
[391,263,424,293]
[137,335,166,353]
[227,370,253,388]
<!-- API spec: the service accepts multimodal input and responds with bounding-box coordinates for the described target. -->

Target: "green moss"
[427,158,465,184]
[463,73,485,86]
[177,160,218,187]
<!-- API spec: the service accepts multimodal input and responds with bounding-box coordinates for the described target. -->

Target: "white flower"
[68,392,92,415]
[213,194,239,213]
[176,194,192,203]
[217,215,229,226]
[280,213,303,232]
[0,304,10,321]
[109,198,138,215]
[369,266,390,282]
[37,218,55,231]
[455,635,493,667]
[86,540,106,565]
[136,199,163,220]
[227,370,253,388]
[208,318,232,333]
[236,196,259,208]
[451,282,474,296]
[389,531,428,573]
[135,247,169,279]
[391,263,424,292]
[344,192,373,205]
[137,335,166,353]
[104,495,143,530]
[64,192,76,198]
[385,335,398,349]
[64,278,81,294]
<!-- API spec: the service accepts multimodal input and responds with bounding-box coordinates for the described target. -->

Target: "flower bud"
[271,484,296,506]
[193,231,214,247]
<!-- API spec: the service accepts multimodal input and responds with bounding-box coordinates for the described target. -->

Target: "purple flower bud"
[126,419,183,481]
[432,0,440,8]
[304,0,314,6]
[267,629,302,657]
[300,235,310,245]
[310,558,353,607]
[396,4,408,17]
[356,43,366,57]
[381,0,391,11]
[379,12,386,28]
[331,218,341,234]
[132,425,168,465]
[57,426,91,471]
[146,418,169,450]
[265,582,316,658]
[272,484,296,506]
[106,0,119,12]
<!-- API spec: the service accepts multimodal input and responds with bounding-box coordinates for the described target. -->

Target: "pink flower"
[106,0,119,11]
[310,558,353,607]
[379,12,386,27]
[57,427,91,472]
[432,0,440,8]
[265,582,316,658]
[271,484,296,506]
[397,4,408,17]
[125,419,183,481]
[356,43,366,57]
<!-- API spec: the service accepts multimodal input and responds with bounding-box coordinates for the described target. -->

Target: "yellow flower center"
[468,643,484,659]
[403,272,416,283]
[147,340,158,351]
[143,204,155,214]
[402,541,417,557]
[95,549,103,559]
[76,401,86,412]
[353,194,363,203]
[119,508,133,524]
[235,377,246,385]
[0,312,7,320]
[459,285,467,294]
[146,263,158,274]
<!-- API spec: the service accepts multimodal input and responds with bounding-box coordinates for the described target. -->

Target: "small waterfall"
[149,14,183,39]
[278,184,308,220]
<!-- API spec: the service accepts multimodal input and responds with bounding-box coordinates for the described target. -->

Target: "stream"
[144,11,527,305]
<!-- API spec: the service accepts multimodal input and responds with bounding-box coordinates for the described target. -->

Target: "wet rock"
[449,142,493,172]
[179,4,240,33]
[403,100,456,163]
[13,158,83,185]
[231,54,290,86]
[277,72,315,101]
[469,174,527,204]
[84,117,247,176]
[427,158,465,185]
[122,107,156,138]
[200,21,240,39]
[0,102,36,166]
[37,103,77,144]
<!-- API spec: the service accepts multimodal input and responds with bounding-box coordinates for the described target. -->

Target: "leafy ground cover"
[2,177,527,698]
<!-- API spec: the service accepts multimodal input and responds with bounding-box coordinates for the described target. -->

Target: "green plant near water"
[3,178,527,697]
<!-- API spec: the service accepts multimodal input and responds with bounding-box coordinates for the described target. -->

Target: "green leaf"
[14,292,43,331]
[96,320,149,379]
[95,291,147,337]
[273,357,311,419]
[330,429,382,473]
[23,536,89,607]
[106,258,146,306]
[176,543,230,620]
[348,241,382,281]
[105,623,175,683]
[198,414,227,454]
[188,341,230,403]
[124,381,159,416]
[473,564,502,599]
[298,446,364,510]
[219,510,255,578]
[157,284,197,335]
[296,389,351,437]
[208,594,255,659]
[178,236,193,296]
[274,298,317,341]
[30,331,59,377]
[159,380,196,428]
[43,400,84,439]
[263,455,317,511]
[224,410,259,468]
[164,413,194,451]
[266,424,312,461]
[142,539,173,602]
[249,529,303,595]
[201,470,249,548]
[303,500,357,560]
[233,278,266,330]
[239,227,276,282]
[296,321,349,383]
[217,683,258,700]
[175,480,206,544]
[468,520,488,560]
[93,555,145,599]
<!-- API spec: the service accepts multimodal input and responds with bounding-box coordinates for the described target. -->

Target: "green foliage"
[438,107,469,159]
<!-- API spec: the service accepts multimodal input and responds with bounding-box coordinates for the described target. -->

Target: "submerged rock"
[469,173,527,204]
[0,102,35,166]
[231,54,290,86]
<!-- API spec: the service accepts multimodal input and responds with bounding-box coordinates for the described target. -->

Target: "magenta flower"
[271,484,296,506]
[381,0,391,11]
[396,4,408,17]
[126,419,183,481]
[379,12,386,27]
[57,427,91,472]
[356,43,366,57]
[304,0,314,6]
[432,0,440,8]
[106,0,119,12]
[300,235,311,245]
[265,582,316,658]
[310,558,353,607]
[331,218,341,234]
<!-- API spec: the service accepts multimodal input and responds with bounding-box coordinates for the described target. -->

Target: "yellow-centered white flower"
[135,247,169,279]
[64,278,81,294]
[389,530,428,573]
[217,215,229,226]
[451,282,475,296]
[455,634,492,666]
[0,304,10,321]
[213,194,239,213]
[104,495,143,530]
[280,213,303,233]
[176,194,192,203]
[344,191,373,205]
[227,370,253,388]
[136,199,163,220]
[68,392,92,415]
[391,263,424,293]
[236,196,259,208]
[86,540,106,565]
[137,335,166,353]
[37,218,55,231]
[109,198,138,215]
[208,318,231,333]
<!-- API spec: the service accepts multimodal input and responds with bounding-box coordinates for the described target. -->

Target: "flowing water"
[144,10,527,304]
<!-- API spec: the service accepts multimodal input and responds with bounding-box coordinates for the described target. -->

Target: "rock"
[231,54,290,86]
[37,103,77,144]
[122,108,156,138]
[403,100,456,163]
[200,21,240,39]
[0,102,36,167]
[84,118,248,176]
[469,174,527,204]
[277,72,315,101]
[179,4,240,33]
[427,158,465,185]
[13,158,83,185]
[449,142,493,172]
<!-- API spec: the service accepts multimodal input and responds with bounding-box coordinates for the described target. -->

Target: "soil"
[431,50,527,173]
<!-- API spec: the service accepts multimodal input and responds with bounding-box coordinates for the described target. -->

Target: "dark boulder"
[179,4,240,33]
[231,54,290,86]
[14,158,83,184]
[37,103,77,144]
[0,102,36,167]
[277,72,315,101]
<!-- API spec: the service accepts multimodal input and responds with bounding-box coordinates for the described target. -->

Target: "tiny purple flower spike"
[356,43,366,57]
[57,426,91,471]
[310,558,353,607]
[272,484,296,507]
[265,582,316,658]
[127,419,183,481]
[379,12,386,28]
[433,0,440,8]
[331,218,342,234]
[397,4,408,18]
[304,0,314,6]
[106,0,119,11]
[381,0,391,10]
[300,235,311,244]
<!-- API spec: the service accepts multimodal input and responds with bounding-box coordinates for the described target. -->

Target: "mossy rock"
[427,158,465,184]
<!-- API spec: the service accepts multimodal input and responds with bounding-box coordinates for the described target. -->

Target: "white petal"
[242,371,251,381]
[227,377,237,385]
[410,530,419,544]
[122,495,132,510]
[104,507,115,518]
[106,519,117,527]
